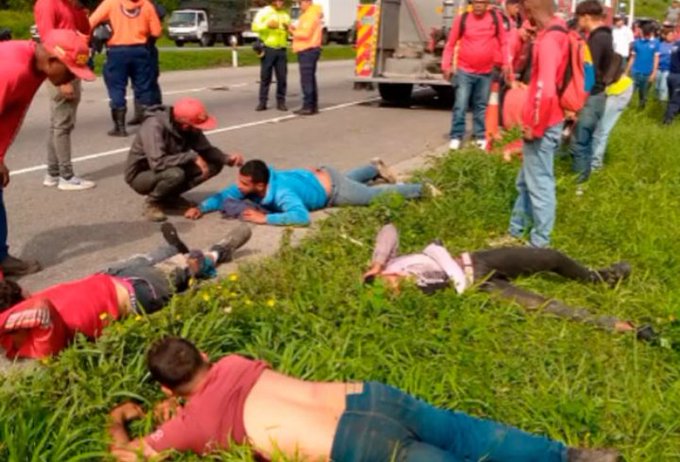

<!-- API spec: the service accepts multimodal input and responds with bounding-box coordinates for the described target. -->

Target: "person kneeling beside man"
[0,224,251,359]
[362,224,656,342]
[108,336,620,462]
[125,97,245,222]
[185,159,438,226]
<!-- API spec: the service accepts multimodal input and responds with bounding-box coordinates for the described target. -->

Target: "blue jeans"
[325,165,422,206]
[591,85,633,169]
[449,70,492,141]
[330,382,567,462]
[298,47,321,109]
[103,45,155,109]
[0,189,8,261]
[632,71,651,107]
[570,92,606,182]
[656,70,670,101]
[509,123,563,248]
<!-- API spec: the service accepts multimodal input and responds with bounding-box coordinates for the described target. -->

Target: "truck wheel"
[200,34,215,47]
[344,28,356,45]
[378,83,413,105]
[175,40,185,47]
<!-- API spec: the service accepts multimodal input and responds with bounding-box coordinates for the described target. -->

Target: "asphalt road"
[8,60,452,291]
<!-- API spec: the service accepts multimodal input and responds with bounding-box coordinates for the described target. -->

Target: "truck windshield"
[169,12,196,27]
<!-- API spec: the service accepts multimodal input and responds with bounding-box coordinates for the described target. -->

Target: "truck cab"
[168,9,210,47]
[168,0,248,47]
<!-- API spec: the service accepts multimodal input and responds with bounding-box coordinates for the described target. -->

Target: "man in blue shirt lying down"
[184,159,439,226]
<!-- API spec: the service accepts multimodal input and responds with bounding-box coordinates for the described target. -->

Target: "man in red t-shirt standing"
[506,0,568,248]
[442,0,509,151]
[34,0,96,191]
[0,29,95,276]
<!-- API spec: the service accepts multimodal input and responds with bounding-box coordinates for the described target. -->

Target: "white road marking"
[11,95,381,177]
[99,83,251,102]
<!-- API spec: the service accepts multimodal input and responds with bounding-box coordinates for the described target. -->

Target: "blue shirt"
[198,167,328,226]
[670,40,680,73]
[631,38,660,75]
[659,41,673,71]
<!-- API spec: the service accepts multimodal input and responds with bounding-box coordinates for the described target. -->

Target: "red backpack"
[547,25,595,113]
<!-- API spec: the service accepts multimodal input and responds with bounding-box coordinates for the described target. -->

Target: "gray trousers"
[47,80,81,179]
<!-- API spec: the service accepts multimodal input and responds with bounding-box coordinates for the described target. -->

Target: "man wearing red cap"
[125,97,245,222]
[0,28,95,276]
[34,0,96,191]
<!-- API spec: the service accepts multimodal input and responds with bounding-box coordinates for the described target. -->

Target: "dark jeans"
[298,47,321,109]
[259,47,288,104]
[103,45,155,109]
[632,71,651,108]
[128,158,223,201]
[0,189,8,261]
[665,73,680,122]
[149,43,162,105]
[570,92,606,183]
[471,247,620,330]
[330,382,567,462]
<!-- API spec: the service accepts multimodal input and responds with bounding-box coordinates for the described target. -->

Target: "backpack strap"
[546,25,571,96]
[547,24,568,34]
[458,12,469,40]
[490,9,500,37]
[458,10,501,40]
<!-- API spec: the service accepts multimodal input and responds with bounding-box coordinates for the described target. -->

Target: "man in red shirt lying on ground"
[0,224,251,359]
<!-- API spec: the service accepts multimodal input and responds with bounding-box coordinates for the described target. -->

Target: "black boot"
[127,102,146,126]
[108,108,128,137]
[210,224,253,264]
[161,223,190,254]
[596,261,632,286]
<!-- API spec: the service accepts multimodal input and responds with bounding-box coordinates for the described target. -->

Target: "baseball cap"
[41,29,96,81]
[173,98,217,130]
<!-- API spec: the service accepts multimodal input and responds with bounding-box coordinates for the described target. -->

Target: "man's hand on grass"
[154,398,180,424]
[185,207,203,220]
[362,263,384,283]
[242,208,267,224]
[110,402,145,423]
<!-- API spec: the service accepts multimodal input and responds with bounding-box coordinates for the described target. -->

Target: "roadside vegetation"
[1,97,680,460]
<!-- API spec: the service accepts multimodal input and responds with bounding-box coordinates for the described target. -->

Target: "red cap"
[42,29,96,81]
[173,98,217,130]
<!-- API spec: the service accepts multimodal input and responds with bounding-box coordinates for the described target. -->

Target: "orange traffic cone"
[485,81,501,152]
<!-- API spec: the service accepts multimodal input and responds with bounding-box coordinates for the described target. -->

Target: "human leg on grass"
[663,73,680,123]
[591,86,633,169]
[325,166,423,206]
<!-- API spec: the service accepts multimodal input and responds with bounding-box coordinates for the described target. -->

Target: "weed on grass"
[2,105,680,460]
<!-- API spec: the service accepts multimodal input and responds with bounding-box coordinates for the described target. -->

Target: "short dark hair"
[0,280,25,313]
[147,337,207,390]
[239,160,270,185]
[642,22,655,36]
[575,0,604,17]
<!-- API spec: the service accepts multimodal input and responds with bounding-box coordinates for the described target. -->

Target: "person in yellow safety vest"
[252,0,291,112]
[290,0,323,115]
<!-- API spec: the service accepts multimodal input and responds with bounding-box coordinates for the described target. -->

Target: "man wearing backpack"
[570,0,615,185]
[442,0,510,151]
[505,0,569,249]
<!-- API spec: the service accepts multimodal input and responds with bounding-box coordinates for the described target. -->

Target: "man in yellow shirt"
[252,0,290,112]
[290,0,323,115]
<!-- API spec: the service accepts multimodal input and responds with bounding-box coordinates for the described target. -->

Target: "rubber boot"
[108,108,128,137]
[127,102,146,126]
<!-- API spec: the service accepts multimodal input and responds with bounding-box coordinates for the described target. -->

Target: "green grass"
[0,10,33,39]
[2,97,680,460]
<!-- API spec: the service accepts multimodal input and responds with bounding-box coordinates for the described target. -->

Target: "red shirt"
[0,274,121,359]
[34,0,91,37]
[522,17,569,138]
[442,10,508,74]
[145,356,269,455]
[0,41,46,161]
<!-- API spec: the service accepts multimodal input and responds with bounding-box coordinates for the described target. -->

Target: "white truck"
[292,0,358,44]
[168,0,249,47]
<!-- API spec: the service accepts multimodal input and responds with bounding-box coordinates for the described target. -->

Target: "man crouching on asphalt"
[107,336,620,461]
[125,97,245,222]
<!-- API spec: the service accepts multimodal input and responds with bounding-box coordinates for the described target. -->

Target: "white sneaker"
[475,139,488,150]
[43,174,59,187]
[58,176,96,191]
[449,139,462,151]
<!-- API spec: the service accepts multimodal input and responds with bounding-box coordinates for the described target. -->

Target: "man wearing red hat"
[125,97,245,222]
[0,28,95,277]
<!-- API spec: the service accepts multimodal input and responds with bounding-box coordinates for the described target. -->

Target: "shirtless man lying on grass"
[0,224,251,359]
[108,336,620,462]
[362,224,656,342]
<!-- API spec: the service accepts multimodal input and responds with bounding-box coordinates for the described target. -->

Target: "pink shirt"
[0,41,46,161]
[34,0,91,37]
[145,355,269,455]
[523,17,569,138]
[442,10,508,75]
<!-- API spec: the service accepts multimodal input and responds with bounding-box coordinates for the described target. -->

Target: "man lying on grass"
[0,224,250,359]
[184,158,439,226]
[362,224,656,342]
[107,336,620,462]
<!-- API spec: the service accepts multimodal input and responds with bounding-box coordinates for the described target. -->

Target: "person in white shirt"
[612,15,635,65]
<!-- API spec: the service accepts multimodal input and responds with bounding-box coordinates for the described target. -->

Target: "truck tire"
[175,40,185,47]
[344,28,356,45]
[378,83,413,105]
[200,33,215,47]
